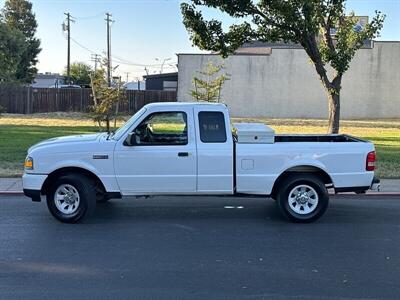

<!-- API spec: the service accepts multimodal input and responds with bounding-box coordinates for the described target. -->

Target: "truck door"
[114,108,197,195]
[193,107,234,194]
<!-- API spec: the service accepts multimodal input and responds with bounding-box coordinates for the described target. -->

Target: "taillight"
[366,151,376,171]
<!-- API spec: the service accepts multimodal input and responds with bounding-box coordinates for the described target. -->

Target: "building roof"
[241,41,303,49]
[34,73,64,80]
[233,47,272,55]
[178,40,394,57]
[143,72,178,79]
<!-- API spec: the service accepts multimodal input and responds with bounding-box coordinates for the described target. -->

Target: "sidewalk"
[0,178,23,194]
[0,177,399,195]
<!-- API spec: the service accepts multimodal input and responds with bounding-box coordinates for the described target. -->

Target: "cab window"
[133,112,188,145]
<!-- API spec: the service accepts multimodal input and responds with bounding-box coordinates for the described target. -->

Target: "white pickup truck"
[23,102,380,223]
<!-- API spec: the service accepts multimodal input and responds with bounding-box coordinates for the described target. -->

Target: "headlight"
[24,156,34,170]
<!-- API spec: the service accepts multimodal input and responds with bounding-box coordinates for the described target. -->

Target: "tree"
[90,63,126,132]
[191,61,230,103]
[181,0,385,133]
[63,62,93,86]
[0,22,26,82]
[1,0,41,83]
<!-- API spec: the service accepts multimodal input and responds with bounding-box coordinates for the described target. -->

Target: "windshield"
[112,107,147,140]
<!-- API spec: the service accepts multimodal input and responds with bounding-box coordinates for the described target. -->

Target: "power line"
[61,12,178,78]
[70,37,97,54]
[112,55,177,67]
[73,12,105,20]
[67,33,176,68]
[66,35,178,72]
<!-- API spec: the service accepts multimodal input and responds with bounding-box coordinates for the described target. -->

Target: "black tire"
[96,193,111,203]
[94,182,110,203]
[276,174,329,223]
[46,174,96,223]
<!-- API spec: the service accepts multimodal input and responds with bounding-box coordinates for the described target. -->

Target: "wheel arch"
[270,165,333,199]
[41,167,106,195]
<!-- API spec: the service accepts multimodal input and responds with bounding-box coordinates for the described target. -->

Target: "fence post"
[26,86,31,114]
[133,91,137,113]
[80,88,83,111]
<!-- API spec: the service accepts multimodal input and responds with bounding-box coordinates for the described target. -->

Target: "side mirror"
[124,132,136,146]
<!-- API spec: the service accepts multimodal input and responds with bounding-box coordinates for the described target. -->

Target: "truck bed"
[274,134,366,143]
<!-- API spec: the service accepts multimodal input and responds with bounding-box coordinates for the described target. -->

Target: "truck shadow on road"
[90,197,286,224]
[88,195,400,225]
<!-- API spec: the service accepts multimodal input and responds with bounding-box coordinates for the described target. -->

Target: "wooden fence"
[0,85,177,114]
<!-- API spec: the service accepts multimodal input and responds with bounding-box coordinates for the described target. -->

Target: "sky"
[1,0,399,80]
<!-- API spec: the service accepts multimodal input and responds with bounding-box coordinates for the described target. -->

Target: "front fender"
[38,159,120,193]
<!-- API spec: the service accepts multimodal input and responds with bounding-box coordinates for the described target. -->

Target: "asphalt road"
[1,195,400,300]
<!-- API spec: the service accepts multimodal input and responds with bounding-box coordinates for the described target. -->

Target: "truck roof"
[144,102,227,109]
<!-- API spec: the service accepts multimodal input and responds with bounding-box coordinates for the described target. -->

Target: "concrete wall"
[177,42,400,119]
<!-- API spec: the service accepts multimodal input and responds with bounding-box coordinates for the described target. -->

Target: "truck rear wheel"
[46,174,96,223]
[96,190,111,203]
[276,174,329,223]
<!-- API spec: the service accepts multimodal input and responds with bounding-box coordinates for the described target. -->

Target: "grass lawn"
[0,113,399,178]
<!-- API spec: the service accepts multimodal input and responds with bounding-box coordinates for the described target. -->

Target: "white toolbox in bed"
[233,123,275,144]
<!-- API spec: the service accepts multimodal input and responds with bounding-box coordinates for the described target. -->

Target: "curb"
[0,191,24,195]
[331,192,400,197]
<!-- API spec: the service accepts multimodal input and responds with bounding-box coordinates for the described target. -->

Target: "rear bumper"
[335,177,380,194]
[370,177,381,191]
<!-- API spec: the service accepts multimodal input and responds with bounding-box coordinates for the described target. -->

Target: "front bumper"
[23,189,42,202]
[22,173,48,202]
[22,173,47,190]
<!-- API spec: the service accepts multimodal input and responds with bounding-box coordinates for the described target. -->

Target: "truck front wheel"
[276,174,329,223]
[46,174,96,223]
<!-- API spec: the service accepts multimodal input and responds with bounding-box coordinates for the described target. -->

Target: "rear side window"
[198,112,227,143]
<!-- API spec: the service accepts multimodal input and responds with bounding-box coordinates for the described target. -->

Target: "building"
[31,73,65,88]
[144,72,178,91]
[177,41,400,119]
[123,81,146,90]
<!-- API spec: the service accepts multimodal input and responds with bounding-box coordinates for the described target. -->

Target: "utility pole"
[91,54,101,72]
[125,72,130,83]
[105,13,113,87]
[63,13,74,84]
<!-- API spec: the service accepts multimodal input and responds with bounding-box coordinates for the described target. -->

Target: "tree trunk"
[302,39,343,134]
[106,117,110,133]
[114,98,120,129]
[327,89,340,134]
[326,75,342,134]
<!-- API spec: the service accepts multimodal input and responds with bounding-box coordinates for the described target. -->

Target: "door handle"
[178,152,189,157]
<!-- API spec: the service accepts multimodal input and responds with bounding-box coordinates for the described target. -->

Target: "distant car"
[49,84,81,89]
